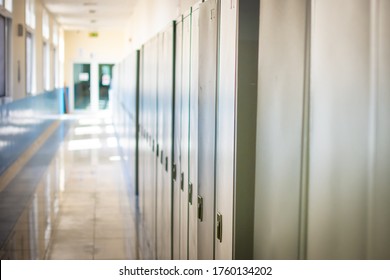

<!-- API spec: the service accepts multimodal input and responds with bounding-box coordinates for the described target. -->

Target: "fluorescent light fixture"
[74,125,102,135]
[109,156,121,161]
[78,118,101,125]
[68,138,102,151]
[105,125,115,134]
[106,137,118,148]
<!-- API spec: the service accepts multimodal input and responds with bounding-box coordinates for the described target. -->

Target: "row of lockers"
[113,0,390,260]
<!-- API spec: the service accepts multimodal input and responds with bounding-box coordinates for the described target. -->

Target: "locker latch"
[156,144,159,156]
[165,157,168,172]
[180,172,184,191]
[160,150,164,164]
[188,182,193,205]
[216,212,223,243]
[198,196,203,221]
[172,163,177,180]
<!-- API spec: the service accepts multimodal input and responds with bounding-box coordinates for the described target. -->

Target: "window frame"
[0,12,11,100]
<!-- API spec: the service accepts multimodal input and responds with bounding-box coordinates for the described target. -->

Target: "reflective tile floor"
[0,114,138,260]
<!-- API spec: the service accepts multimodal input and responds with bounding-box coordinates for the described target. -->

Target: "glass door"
[98,64,114,110]
[73,63,91,110]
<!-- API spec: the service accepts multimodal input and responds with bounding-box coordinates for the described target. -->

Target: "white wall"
[124,0,200,52]
[64,30,126,87]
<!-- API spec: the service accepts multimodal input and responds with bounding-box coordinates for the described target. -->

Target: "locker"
[179,11,191,260]
[215,0,237,259]
[141,38,158,259]
[173,17,183,260]
[138,47,146,257]
[188,5,200,260]
[215,0,259,259]
[156,23,175,260]
[156,32,165,259]
[253,0,308,259]
[197,0,218,260]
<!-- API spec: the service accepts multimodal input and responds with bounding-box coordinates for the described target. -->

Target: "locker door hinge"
[180,172,184,191]
[188,182,193,205]
[216,212,223,243]
[198,196,203,221]
[172,163,177,181]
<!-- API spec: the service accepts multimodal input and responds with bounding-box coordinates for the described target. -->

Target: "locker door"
[143,38,158,259]
[173,18,183,260]
[151,37,158,259]
[179,12,191,260]
[163,23,175,260]
[156,24,175,260]
[156,33,165,259]
[198,0,218,260]
[188,6,199,260]
[253,0,308,259]
[215,0,237,259]
[138,46,145,241]
[308,0,370,259]
[370,1,390,259]
[138,46,147,258]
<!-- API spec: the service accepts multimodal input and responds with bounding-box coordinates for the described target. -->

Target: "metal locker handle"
[217,212,223,243]
[198,196,203,221]
[180,172,184,191]
[188,182,193,205]
[172,164,177,181]
[165,157,168,172]
[156,144,159,156]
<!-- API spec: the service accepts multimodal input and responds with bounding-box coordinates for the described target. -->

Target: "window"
[0,15,5,97]
[43,42,50,90]
[26,32,33,95]
[5,0,12,12]
[52,24,58,46]
[42,9,49,40]
[25,0,35,29]
[0,7,11,98]
[53,48,59,88]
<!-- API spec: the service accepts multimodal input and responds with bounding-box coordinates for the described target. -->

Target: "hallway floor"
[0,114,138,260]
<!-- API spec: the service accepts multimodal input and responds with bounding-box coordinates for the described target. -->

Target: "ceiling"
[42,0,137,30]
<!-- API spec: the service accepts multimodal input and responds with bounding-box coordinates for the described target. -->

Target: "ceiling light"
[83,2,97,6]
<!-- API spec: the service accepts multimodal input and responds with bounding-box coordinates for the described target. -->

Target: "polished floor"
[0,114,138,260]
